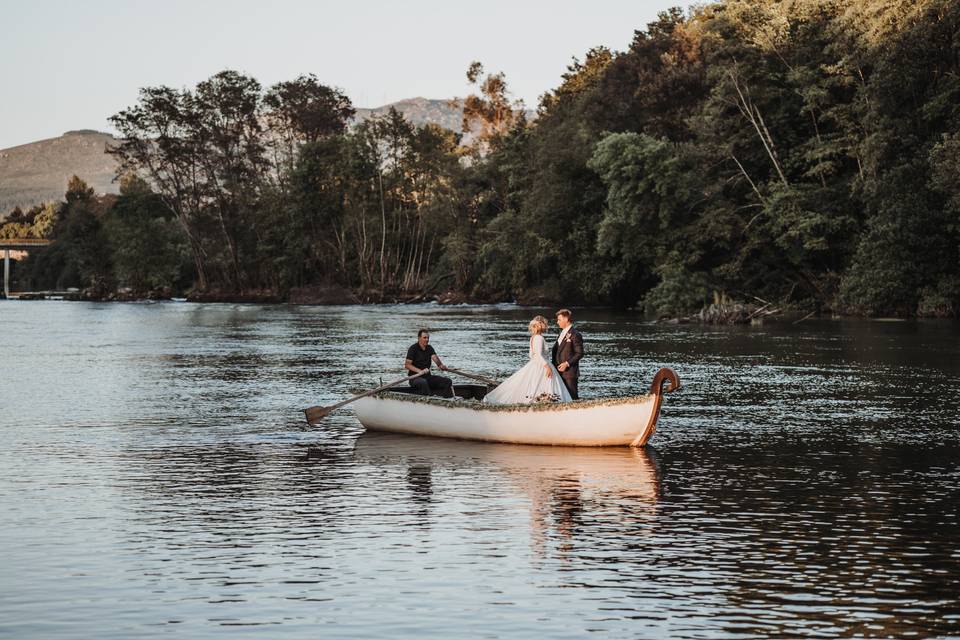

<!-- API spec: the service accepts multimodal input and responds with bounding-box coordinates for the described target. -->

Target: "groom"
[552,309,583,400]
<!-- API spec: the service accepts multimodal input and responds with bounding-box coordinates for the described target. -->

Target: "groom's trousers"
[560,372,578,400]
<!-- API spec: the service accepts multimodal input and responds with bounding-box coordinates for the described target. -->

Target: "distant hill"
[354,97,465,133]
[354,97,534,144]
[0,98,485,215]
[0,130,118,214]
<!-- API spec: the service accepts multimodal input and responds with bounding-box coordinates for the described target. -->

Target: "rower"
[404,329,454,398]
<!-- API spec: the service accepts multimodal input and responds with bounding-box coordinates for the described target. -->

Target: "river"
[1,301,958,638]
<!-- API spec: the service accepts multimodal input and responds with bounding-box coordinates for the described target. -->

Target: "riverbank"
[34,283,549,307]
[6,283,957,321]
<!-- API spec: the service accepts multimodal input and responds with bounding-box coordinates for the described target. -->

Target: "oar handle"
[445,367,500,386]
[333,369,427,409]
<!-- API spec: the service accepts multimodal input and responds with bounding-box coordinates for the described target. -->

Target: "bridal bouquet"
[533,392,561,403]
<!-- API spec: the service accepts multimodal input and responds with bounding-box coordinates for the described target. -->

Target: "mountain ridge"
[0,98,469,214]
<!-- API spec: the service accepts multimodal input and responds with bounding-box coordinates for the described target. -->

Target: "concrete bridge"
[1,238,50,298]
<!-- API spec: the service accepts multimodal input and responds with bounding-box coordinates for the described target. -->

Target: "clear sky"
[1,0,684,150]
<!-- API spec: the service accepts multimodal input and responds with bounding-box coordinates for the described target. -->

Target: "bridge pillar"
[0,239,50,298]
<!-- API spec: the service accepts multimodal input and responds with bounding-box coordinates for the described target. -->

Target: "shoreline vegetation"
[0,286,850,326]
[3,1,959,320]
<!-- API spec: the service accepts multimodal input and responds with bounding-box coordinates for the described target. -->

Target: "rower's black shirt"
[406,343,436,375]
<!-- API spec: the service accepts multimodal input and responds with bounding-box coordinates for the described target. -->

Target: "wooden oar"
[304,370,427,425]
[445,367,501,387]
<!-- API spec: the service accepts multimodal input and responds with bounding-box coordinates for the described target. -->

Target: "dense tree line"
[1,175,192,296]
[3,0,958,316]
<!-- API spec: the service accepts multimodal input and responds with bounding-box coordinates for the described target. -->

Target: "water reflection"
[353,433,660,560]
[406,464,433,520]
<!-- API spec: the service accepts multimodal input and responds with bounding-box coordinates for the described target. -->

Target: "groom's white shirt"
[557,326,571,344]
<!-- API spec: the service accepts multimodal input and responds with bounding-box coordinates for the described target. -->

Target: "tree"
[66,174,95,203]
[19,178,112,292]
[589,132,699,306]
[106,175,192,292]
[263,75,355,194]
[839,0,960,315]
[109,70,267,292]
[109,84,213,289]
[460,62,526,157]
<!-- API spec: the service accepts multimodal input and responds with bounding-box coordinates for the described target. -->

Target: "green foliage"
[264,74,355,145]
[106,177,192,291]
[18,177,112,292]
[930,132,960,228]
[461,62,525,157]
[918,275,960,318]
[588,132,691,303]
[641,259,710,317]
[831,0,960,316]
[11,2,956,315]
[65,175,94,203]
[0,202,61,239]
[0,220,32,240]
[840,162,953,315]
[32,203,61,239]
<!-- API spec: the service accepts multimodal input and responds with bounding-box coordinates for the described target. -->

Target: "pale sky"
[1,0,684,150]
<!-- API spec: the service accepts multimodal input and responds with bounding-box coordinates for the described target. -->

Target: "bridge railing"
[0,238,51,247]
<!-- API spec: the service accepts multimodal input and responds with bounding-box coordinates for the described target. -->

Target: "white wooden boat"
[352,368,680,447]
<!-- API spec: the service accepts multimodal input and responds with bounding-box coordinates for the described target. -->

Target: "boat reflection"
[353,432,661,558]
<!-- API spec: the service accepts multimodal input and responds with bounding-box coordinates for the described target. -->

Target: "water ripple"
[1,302,958,638]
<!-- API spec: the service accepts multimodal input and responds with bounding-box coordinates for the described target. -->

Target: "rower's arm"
[404,358,425,374]
[432,354,448,371]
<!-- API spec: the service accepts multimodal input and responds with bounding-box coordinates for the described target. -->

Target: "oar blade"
[303,370,423,426]
[304,405,331,425]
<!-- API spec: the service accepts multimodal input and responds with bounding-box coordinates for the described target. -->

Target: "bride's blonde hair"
[528,315,548,335]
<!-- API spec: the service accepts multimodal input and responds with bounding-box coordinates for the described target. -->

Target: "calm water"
[1,301,958,639]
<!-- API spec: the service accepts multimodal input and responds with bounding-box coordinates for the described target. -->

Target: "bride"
[484,315,573,404]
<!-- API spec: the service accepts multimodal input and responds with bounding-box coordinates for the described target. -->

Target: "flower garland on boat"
[348,390,656,412]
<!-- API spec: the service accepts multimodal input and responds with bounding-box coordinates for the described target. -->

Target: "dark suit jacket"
[551,327,584,379]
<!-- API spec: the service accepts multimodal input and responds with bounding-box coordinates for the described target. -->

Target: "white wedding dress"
[483,334,572,404]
